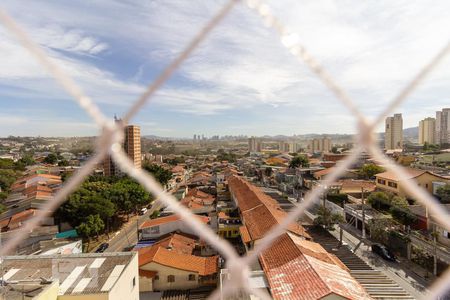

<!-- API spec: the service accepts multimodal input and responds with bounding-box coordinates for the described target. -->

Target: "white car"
[139,208,148,215]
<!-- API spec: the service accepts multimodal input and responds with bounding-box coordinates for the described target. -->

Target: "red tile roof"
[260,233,370,300]
[138,234,218,276]
[140,215,209,229]
[228,176,310,240]
[0,209,36,230]
[239,226,251,243]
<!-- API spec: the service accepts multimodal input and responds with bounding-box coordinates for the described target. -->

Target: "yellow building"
[217,212,241,238]
[375,168,449,198]
[419,117,436,145]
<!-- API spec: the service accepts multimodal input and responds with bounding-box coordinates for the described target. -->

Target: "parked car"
[139,208,148,215]
[95,243,109,253]
[372,243,396,262]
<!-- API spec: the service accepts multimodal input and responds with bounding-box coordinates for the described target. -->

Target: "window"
[168,275,175,282]
[132,277,136,287]
[377,179,386,185]
[150,226,160,234]
[426,184,429,188]
[155,275,159,281]
[388,181,397,188]
[188,274,196,281]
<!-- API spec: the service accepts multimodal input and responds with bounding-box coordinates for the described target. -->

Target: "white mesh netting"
[1,1,449,299]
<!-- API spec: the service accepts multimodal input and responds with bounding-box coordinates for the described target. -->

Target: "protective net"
[1,1,449,299]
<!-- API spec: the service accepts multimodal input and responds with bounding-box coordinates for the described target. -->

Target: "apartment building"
[104,118,141,176]
[436,108,450,146]
[0,252,138,300]
[385,113,403,150]
[308,137,331,153]
[419,117,436,145]
[248,137,262,153]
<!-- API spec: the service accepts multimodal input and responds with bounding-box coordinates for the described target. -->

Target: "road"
[103,185,178,252]
[105,200,164,252]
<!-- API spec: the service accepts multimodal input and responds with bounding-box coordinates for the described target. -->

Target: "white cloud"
[0,0,449,136]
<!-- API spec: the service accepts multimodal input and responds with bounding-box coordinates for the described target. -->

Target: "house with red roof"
[260,233,371,300]
[180,188,215,214]
[137,233,218,292]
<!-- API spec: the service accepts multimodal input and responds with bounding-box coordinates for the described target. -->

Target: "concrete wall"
[141,220,201,240]
[35,281,59,300]
[109,253,139,300]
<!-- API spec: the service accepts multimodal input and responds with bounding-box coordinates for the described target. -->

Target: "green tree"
[58,159,69,166]
[143,163,173,187]
[313,206,344,230]
[14,155,35,171]
[359,164,384,179]
[76,214,105,238]
[110,179,150,219]
[59,183,116,227]
[0,192,7,201]
[289,154,309,169]
[390,195,408,208]
[368,218,394,244]
[436,184,450,204]
[0,169,20,192]
[367,191,390,210]
[331,146,339,154]
[43,153,58,164]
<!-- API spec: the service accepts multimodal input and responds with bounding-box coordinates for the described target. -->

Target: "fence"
[1,1,450,299]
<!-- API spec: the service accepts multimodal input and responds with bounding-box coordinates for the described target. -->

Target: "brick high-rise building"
[104,117,141,176]
[385,113,403,150]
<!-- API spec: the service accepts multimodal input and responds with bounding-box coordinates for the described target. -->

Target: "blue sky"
[0,0,449,137]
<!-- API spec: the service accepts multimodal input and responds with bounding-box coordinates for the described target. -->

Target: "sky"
[0,0,449,138]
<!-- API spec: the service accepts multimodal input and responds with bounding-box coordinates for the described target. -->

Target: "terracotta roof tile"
[259,233,370,300]
[239,226,251,243]
[139,245,218,276]
[375,168,438,181]
[228,176,310,240]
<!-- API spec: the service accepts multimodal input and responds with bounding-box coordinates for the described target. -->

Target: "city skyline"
[1,1,450,137]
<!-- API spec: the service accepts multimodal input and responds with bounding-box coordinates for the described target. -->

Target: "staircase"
[307,226,415,300]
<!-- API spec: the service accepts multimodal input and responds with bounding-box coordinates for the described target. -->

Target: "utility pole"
[361,187,366,239]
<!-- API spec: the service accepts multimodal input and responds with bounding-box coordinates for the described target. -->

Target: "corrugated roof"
[0,253,135,295]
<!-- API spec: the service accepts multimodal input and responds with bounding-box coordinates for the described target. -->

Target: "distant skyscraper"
[436,108,450,146]
[385,113,403,150]
[248,137,262,153]
[193,134,197,141]
[419,117,436,145]
[104,117,141,176]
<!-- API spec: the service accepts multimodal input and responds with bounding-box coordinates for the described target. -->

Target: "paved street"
[105,199,165,252]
